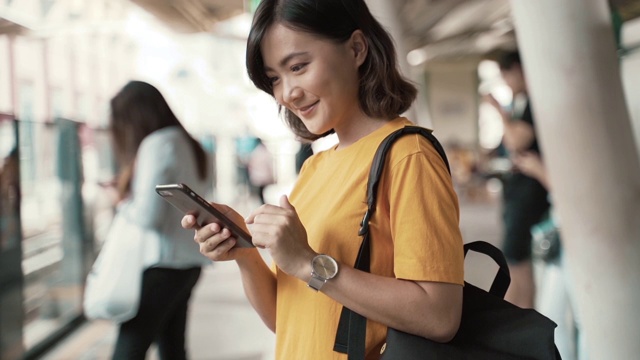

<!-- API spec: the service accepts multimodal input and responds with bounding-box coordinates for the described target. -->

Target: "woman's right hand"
[181,203,253,262]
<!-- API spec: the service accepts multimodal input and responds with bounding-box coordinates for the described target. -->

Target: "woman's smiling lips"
[297,101,319,117]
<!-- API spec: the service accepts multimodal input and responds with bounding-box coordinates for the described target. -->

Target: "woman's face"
[261,23,366,135]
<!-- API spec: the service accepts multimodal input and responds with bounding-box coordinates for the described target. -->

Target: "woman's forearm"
[236,251,278,332]
[300,263,463,342]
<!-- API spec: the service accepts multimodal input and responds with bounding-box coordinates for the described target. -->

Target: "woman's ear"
[349,30,368,67]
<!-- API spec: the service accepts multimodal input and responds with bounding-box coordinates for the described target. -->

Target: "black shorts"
[501,174,550,263]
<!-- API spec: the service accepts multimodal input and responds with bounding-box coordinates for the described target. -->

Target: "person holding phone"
[183,1,464,358]
[484,51,550,309]
[108,81,211,360]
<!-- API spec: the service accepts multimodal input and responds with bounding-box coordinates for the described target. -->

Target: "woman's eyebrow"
[265,51,309,71]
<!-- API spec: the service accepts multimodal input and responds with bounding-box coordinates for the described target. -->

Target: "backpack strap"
[358,126,449,237]
[334,126,450,359]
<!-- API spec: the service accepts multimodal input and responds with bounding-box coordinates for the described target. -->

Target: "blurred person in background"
[109,80,212,360]
[248,137,275,204]
[183,0,465,358]
[235,133,258,196]
[485,51,550,309]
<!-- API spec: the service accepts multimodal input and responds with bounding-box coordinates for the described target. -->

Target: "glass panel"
[20,117,86,350]
[15,83,116,353]
[79,125,116,252]
[0,115,25,359]
[20,122,83,350]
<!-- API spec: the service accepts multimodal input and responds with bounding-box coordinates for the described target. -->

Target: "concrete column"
[509,0,640,358]
[424,59,480,148]
[620,18,640,157]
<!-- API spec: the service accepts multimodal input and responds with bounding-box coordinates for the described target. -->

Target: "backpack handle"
[464,241,511,298]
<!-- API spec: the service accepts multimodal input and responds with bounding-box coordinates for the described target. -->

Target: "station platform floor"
[41,193,503,360]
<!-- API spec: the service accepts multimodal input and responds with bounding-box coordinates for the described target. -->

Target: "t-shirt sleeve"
[386,144,464,285]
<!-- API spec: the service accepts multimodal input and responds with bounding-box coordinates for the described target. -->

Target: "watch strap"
[308,275,326,291]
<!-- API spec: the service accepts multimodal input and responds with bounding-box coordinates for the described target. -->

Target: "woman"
[109,80,211,360]
[183,1,464,358]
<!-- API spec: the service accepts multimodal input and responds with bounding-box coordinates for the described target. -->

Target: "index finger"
[181,214,200,230]
[245,204,288,224]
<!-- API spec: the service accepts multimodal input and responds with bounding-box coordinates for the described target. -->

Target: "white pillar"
[510,0,640,358]
[620,18,640,157]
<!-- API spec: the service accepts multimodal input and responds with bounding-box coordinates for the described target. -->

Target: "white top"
[119,126,212,268]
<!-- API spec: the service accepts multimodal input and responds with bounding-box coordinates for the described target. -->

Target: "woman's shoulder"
[136,127,193,167]
[144,126,184,143]
[385,127,448,172]
[139,126,187,151]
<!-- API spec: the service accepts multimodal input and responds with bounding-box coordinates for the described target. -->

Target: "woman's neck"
[334,114,392,150]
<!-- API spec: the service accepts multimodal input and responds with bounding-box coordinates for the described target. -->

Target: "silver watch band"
[308,275,326,291]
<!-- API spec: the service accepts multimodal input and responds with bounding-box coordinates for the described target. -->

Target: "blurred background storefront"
[1,0,640,359]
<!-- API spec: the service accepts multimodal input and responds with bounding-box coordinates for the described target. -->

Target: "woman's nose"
[282,79,302,105]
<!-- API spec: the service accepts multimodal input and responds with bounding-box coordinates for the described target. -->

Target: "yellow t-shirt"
[277,117,464,359]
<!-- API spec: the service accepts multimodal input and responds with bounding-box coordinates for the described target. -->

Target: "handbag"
[334,126,560,360]
[83,204,158,323]
[531,210,562,263]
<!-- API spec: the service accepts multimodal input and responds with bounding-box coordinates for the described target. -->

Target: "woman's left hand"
[245,195,316,279]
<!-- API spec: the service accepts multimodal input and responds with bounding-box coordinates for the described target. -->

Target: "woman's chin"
[306,127,333,138]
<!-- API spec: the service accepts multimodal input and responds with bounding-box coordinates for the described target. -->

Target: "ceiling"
[0,17,24,34]
[397,0,514,64]
[127,0,640,64]
[397,0,640,64]
[614,0,640,20]
[125,0,516,64]
[130,0,246,33]
[4,0,635,60]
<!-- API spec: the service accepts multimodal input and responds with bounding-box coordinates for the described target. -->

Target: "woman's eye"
[291,63,307,72]
[268,76,279,85]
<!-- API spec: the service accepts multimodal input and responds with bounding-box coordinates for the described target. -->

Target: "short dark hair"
[498,51,522,71]
[246,0,417,141]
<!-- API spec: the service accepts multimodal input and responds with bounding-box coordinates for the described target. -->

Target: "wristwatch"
[308,254,339,291]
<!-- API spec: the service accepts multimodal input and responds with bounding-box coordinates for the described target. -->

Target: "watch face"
[312,255,338,280]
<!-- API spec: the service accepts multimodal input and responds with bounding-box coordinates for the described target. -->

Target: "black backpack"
[334,126,561,360]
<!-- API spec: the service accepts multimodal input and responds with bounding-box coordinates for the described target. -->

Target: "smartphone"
[155,183,254,248]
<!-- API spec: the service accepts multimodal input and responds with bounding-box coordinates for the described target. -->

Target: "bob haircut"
[246,0,417,141]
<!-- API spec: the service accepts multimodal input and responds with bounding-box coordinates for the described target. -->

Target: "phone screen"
[155,183,254,248]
